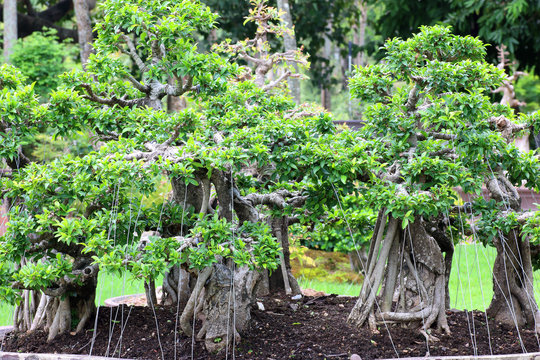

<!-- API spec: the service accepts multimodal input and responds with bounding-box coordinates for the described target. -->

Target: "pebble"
[351,354,362,360]
[291,294,302,300]
[257,301,265,311]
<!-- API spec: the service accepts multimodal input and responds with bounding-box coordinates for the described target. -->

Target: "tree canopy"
[365,0,540,69]
[347,25,540,335]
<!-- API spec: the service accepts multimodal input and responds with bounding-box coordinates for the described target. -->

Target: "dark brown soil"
[2,292,539,359]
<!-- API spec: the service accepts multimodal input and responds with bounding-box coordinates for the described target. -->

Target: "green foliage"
[0,0,367,306]
[365,0,540,70]
[350,25,540,237]
[298,195,375,253]
[10,29,76,99]
[515,72,540,114]
[0,65,45,164]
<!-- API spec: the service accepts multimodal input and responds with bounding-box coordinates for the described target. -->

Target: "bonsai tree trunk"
[268,216,302,295]
[486,174,540,332]
[488,230,540,332]
[198,264,262,352]
[161,169,272,352]
[13,258,97,341]
[348,214,451,338]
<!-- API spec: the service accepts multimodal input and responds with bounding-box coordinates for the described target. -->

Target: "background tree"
[3,0,17,62]
[0,0,92,42]
[10,29,76,99]
[276,0,300,103]
[364,0,540,70]
[202,0,360,109]
[73,0,94,67]
[347,26,540,338]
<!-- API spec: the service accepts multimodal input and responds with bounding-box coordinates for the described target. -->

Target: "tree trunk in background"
[320,28,332,111]
[73,0,93,68]
[276,0,301,104]
[3,0,17,62]
[321,86,331,111]
[355,1,367,67]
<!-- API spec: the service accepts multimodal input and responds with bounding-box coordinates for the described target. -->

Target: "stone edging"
[379,352,540,360]
[0,353,130,360]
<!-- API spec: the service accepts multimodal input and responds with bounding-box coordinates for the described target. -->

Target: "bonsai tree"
[0,0,368,352]
[347,26,540,338]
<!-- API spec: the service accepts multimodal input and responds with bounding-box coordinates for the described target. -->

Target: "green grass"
[0,272,152,326]
[297,243,540,312]
[0,303,13,327]
[2,243,540,326]
[449,243,497,311]
[299,278,362,296]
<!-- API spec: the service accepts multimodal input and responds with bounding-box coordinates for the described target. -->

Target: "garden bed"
[2,292,539,360]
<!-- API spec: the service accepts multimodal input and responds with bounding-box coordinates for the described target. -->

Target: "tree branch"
[120,34,149,73]
[81,84,142,108]
[261,70,292,91]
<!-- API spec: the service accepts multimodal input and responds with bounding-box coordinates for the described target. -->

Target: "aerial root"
[47,297,71,342]
[348,218,398,327]
[162,271,177,305]
[31,294,50,331]
[75,296,95,333]
[180,266,212,336]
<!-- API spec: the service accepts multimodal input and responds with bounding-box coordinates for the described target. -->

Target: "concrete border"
[2,349,539,360]
[0,353,130,360]
[379,352,540,360]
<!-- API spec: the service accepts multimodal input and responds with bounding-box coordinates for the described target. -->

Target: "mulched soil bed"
[2,292,539,359]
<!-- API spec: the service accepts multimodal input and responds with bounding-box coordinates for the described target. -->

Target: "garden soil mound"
[2,292,539,359]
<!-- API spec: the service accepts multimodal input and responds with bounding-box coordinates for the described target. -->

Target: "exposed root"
[420,329,440,343]
[47,297,71,342]
[75,295,95,333]
[162,269,177,304]
[348,217,398,327]
[180,267,212,336]
[31,294,50,331]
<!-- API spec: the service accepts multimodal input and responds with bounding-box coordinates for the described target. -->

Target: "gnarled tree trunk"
[199,264,262,352]
[488,230,540,332]
[15,278,96,341]
[486,175,540,332]
[348,214,451,338]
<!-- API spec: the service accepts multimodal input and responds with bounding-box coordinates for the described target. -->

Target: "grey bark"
[348,217,398,326]
[3,0,17,62]
[485,176,540,332]
[355,1,367,67]
[167,77,187,112]
[73,0,93,68]
[201,264,262,353]
[488,230,540,332]
[276,0,300,103]
[348,215,451,335]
